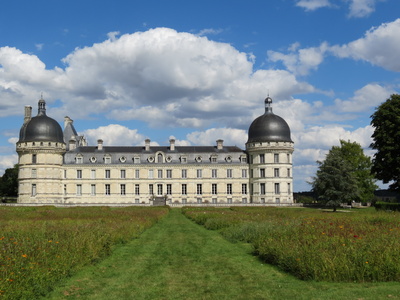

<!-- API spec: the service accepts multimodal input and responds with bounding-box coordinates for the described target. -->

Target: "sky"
[0,0,399,192]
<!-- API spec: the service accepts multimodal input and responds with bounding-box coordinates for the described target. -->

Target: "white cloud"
[0,154,18,175]
[296,0,332,11]
[35,43,44,51]
[186,128,248,147]
[81,124,147,146]
[348,0,380,18]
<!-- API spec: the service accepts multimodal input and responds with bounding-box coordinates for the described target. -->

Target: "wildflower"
[48,240,52,243]
[365,261,369,264]
[353,235,358,238]
[21,254,27,258]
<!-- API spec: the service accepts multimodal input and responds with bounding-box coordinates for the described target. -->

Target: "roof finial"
[264,93,273,114]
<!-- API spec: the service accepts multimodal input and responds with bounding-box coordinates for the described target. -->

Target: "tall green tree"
[310,140,377,211]
[0,164,19,197]
[370,94,400,191]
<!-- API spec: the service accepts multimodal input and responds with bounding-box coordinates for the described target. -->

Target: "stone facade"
[16,97,294,205]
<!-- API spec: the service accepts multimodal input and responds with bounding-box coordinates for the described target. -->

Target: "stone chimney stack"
[64,116,73,129]
[24,106,32,124]
[216,139,224,150]
[97,139,103,151]
[145,139,151,151]
[169,139,175,151]
[69,138,76,150]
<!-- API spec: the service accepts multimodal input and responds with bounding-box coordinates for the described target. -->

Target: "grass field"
[183,206,400,282]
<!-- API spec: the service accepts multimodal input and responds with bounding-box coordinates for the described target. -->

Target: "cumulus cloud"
[81,124,147,146]
[186,128,248,147]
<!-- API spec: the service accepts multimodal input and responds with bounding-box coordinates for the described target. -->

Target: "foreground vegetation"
[0,206,169,299]
[183,206,400,282]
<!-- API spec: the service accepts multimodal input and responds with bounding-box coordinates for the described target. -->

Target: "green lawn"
[44,209,399,300]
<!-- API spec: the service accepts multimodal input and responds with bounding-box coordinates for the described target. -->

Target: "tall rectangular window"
[242,184,247,195]
[76,157,83,164]
[287,168,291,178]
[242,169,247,178]
[31,169,37,178]
[212,169,218,178]
[134,157,140,164]
[121,169,126,179]
[260,154,265,163]
[77,170,82,179]
[182,184,187,195]
[32,184,37,196]
[32,154,37,164]
[287,153,290,163]
[274,153,279,163]
[148,169,154,179]
[158,169,163,179]
[157,184,163,195]
[260,168,265,178]
[104,157,111,164]
[166,169,172,178]
[120,184,126,195]
[105,184,111,195]
[149,184,154,195]
[105,169,110,179]
[76,184,82,196]
[227,169,233,178]
[91,169,96,179]
[288,183,291,194]
[260,183,266,195]
[91,184,96,196]
[227,184,232,195]
[135,169,140,179]
[197,169,202,178]
[212,183,217,195]
[167,184,172,195]
[182,169,187,179]
[275,183,280,194]
[197,184,202,195]
[135,184,140,195]
[274,168,280,178]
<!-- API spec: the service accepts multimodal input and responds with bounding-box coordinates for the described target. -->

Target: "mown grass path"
[44,209,399,300]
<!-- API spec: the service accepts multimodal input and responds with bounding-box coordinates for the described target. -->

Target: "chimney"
[145,139,151,151]
[97,139,103,151]
[216,139,224,150]
[24,106,32,124]
[69,139,76,150]
[169,139,175,151]
[64,116,73,129]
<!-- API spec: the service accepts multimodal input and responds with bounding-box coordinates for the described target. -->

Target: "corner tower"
[246,97,294,204]
[16,98,66,203]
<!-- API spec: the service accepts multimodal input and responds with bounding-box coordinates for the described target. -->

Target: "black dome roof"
[247,97,293,143]
[18,99,64,143]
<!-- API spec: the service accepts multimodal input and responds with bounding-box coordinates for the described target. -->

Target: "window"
[157,153,163,163]
[120,184,126,195]
[287,153,290,163]
[260,154,265,163]
[212,183,217,195]
[64,170,67,179]
[91,184,96,196]
[182,169,187,179]
[242,198,247,204]
[32,184,37,196]
[31,169,37,178]
[64,185,67,196]
[182,184,187,195]
[212,198,217,204]
[241,169,247,178]
[274,168,280,178]
[77,170,82,179]
[148,169,154,179]
[158,169,163,179]
[32,154,37,164]
[121,169,126,179]
[149,184,154,195]
[211,156,217,163]
[197,169,202,178]
[76,156,83,164]
[104,156,111,164]
[227,169,233,178]
[181,156,187,163]
[120,156,126,163]
[166,169,172,178]
[212,169,218,178]
[260,183,266,195]
[242,184,247,195]
[91,170,96,179]
[167,184,172,195]
[197,184,202,195]
[227,184,232,195]
[274,153,279,163]
[105,184,111,195]
[241,156,247,163]
[135,184,140,195]
[288,183,291,194]
[250,169,254,178]
[260,168,265,178]
[157,184,163,195]
[135,199,140,204]
[287,168,291,178]
[135,169,140,179]
[274,183,280,194]
[197,198,202,204]
[105,169,110,179]
[134,157,140,164]
[227,198,232,204]
[76,184,82,196]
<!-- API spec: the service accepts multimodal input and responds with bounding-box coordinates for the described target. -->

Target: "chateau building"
[16,97,294,205]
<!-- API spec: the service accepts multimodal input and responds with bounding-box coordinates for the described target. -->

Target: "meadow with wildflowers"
[183,206,400,282]
[0,206,168,299]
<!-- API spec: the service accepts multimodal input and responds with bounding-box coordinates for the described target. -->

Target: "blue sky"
[1,0,399,191]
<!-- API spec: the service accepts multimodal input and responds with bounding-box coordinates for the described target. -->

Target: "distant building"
[16,96,294,205]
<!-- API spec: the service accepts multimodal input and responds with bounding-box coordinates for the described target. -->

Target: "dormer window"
[104,155,111,164]
[75,155,83,164]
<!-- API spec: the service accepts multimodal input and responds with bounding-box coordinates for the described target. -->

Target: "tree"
[0,165,19,197]
[310,140,377,211]
[370,94,400,191]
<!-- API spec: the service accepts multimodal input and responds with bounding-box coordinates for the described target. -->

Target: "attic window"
[119,156,127,163]
[90,157,97,163]
[76,156,83,164]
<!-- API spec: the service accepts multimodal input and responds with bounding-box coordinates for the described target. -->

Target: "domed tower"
[246,96,294,204]
[16,98,66,203]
